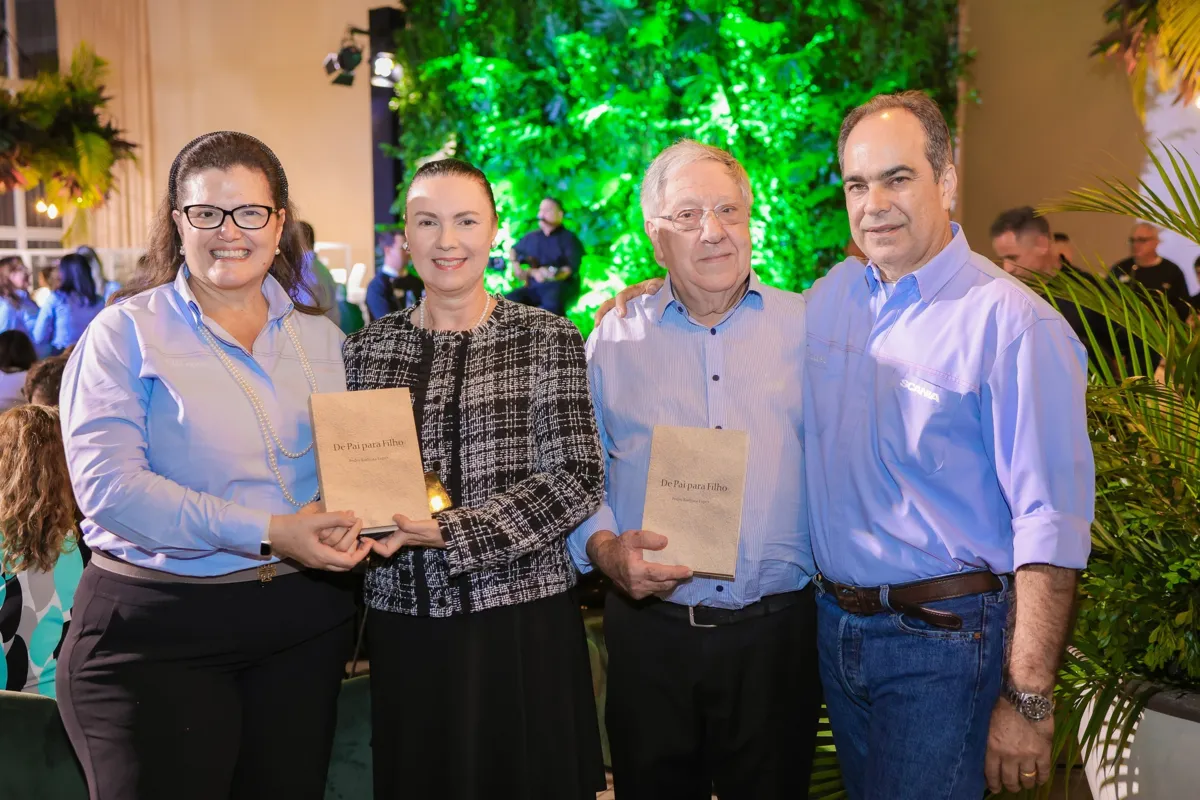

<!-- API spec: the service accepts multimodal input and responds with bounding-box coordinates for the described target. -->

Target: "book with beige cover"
[310,388,431,535]
[641,425,749,580]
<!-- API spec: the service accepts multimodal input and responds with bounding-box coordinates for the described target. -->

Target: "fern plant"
[0,44,136,239]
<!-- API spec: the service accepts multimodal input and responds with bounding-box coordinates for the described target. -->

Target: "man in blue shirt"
[570,141,819,799]
[505,197,584,316]
[805,91,1092,799]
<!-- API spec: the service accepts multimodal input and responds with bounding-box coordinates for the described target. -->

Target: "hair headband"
[167,131,289,209]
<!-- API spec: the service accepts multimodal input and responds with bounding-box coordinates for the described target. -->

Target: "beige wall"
[960,0,1146,269]
[146,0,380,270]
[59,0,381,271]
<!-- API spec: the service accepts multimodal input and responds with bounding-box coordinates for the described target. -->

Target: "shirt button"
[716,585,724,592]
[712,374,720,381]
[715,425,723,429]
[710,328,716,335]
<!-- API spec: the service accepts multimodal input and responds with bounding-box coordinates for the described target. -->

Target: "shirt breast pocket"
[881,371,965,475]
[806,340,846,435]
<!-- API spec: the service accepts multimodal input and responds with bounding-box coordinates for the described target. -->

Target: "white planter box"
[1080,690,1200,798]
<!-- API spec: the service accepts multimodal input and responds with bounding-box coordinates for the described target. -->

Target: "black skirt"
[368,589,605,800]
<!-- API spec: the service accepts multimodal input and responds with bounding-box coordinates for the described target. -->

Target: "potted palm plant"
[1020,145,1200,799]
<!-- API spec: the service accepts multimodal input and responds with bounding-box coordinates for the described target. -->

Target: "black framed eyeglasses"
[183,204,278,230]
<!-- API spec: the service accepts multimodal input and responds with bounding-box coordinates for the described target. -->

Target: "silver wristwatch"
[1004,683,1054,722]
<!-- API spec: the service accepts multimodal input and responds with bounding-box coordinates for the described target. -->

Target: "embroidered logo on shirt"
[900,378,940,404]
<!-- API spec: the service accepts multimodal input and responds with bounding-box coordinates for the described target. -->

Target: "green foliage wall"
[389,0,965,332]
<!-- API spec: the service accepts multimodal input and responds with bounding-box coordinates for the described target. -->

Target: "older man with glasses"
[1109,222,1192,320]
[568,140,819,800]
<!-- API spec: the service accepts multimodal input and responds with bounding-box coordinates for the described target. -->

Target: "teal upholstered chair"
[0,690,87,799]
[325,675,373,799]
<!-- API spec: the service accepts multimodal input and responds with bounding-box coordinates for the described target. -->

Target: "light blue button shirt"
[569,272,813,610]
[60,267,347,577]
[33,291,103,352]
[804,225,1094,586]
[0,291,39,336]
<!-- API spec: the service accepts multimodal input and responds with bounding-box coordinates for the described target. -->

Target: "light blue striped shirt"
[805,225,1093,586]
[60,267,347,577]
[568,272,813,610]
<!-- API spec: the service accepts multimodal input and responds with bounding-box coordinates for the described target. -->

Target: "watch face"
[1020,694,1053,722]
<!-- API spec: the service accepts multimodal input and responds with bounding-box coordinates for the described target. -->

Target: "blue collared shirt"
[569,272,813,609]
[60,267,347,577]
[33,291,103,352]
[0,291,39,336]
[804,225,1094,586]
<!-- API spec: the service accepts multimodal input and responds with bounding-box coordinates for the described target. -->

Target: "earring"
[179,246,185,255]
[402,243,409,251]
[275,247,281,255]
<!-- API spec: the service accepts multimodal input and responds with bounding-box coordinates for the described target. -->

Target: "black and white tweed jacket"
[342,299,604,617]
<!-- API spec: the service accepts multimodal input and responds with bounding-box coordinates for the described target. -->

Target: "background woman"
[341,158,606,800]
[57,131,371,800]
[0,256,39,335]
[0,404,85,697]
[32,254,104,355]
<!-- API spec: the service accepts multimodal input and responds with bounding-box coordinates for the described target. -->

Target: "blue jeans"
[816,574,1011,800]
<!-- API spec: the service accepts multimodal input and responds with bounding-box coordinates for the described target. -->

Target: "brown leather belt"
[817,571,1006,631]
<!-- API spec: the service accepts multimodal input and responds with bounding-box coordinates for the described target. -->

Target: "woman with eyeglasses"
[56,131,372,800]
[0,256,40,336]
[31,253,104,356]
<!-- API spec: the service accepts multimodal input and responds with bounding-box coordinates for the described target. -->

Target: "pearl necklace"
[196,315,319,507]
[418,294,494,332]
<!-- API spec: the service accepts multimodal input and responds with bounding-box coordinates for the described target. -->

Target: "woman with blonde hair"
[0,404,85,697]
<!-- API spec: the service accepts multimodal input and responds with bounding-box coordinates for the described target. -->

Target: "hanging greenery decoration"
[386,0,968,334]
[0,44,136,221]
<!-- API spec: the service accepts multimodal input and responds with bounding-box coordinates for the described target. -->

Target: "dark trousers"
[505,280,571,315]
[56,563,355,800]
[604,586,821,800]
[368,591,605,800]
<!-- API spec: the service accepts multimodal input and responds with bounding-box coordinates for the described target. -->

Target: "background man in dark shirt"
[990,206,1112,361]
[1052,231,1077,267]
[366,230,424,321]
[1190,255,1200,318]
[505,197,584,316]
[1109,222,1192,321]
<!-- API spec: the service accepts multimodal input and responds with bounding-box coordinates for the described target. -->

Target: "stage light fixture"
[323,26,369,86]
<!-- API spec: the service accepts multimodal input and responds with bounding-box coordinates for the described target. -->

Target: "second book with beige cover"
[641,425,749,580]
[310,388,432,536]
